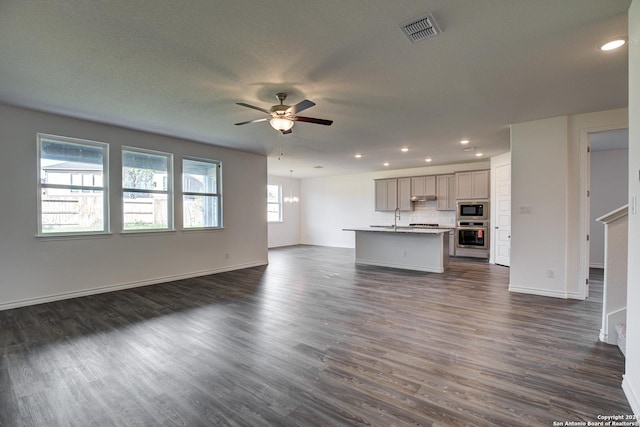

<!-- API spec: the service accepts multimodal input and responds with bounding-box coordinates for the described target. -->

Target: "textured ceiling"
[0,0,631,177]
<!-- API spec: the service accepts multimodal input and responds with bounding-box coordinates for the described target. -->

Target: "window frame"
[37,133,110,237]
[121,146,174,233]
[181,157,223,230]
[267,184,283,223]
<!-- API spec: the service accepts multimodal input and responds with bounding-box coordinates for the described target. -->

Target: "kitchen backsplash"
[372,201,456,227]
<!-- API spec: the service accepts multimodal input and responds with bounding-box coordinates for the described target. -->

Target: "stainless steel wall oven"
[456,221,488,250]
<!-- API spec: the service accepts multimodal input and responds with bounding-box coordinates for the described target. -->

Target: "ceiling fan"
[235,93,333,134]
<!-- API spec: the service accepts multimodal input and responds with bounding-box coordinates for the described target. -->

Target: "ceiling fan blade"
[292,116,333,126]
[234,118,268,126]
[236,102,271,115]
[287,99,315,115]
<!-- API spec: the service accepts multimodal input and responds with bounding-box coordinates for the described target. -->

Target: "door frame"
[490,152,511,265]
[493,163,511,266]
[579,123,628,300]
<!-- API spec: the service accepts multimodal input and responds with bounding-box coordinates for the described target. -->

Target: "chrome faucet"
[394,207,400,230]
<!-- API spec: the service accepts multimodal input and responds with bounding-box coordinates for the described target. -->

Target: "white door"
[495,164,511,266]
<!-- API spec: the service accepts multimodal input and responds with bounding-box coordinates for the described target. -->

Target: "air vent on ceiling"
[400,13,441,43]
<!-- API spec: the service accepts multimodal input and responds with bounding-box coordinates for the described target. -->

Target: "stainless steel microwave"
[456,200,488,220]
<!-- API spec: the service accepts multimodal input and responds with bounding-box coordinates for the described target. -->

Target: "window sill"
[181,227,224,233]
[120,229,177,236]
[36,232,113,241]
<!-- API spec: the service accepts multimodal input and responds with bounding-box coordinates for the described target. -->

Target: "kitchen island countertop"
[344,226,452,234]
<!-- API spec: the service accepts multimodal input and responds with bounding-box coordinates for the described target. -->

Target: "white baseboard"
[0,260,268,311]
[600,328,608,343]
[508,284,569,299]
[622,375,640,418]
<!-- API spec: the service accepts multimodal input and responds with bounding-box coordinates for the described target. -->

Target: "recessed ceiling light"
[460,139,470,145]
[600,39,626,51]
[401,147,409,152]
[383,162,390,167]
[475,152,483,157]
[425,158,432,162]
[355,153,362,158]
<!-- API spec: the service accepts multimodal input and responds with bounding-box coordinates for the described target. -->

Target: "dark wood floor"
[0,246,631,426]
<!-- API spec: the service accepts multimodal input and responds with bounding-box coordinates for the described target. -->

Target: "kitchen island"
[343,227,451,273]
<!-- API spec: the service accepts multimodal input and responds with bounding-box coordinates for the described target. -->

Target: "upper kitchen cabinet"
[455,170,490,199]
[375,179,396,211]
[436,174,456,210]
[411,176,436,198]
[398,178,412,211]
[375,178,412,211]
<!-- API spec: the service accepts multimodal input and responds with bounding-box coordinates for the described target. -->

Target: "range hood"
[411,195,437,202]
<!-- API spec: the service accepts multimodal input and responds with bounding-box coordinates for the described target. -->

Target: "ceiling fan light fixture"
[270,117,294,132]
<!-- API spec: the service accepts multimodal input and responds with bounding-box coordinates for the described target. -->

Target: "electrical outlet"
[546,269,555,278]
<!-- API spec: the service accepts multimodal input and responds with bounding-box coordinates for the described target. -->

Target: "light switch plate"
[519,206,532,214]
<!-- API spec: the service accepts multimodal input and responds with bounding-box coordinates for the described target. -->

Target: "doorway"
[580,127,629,300]
[494,164,511,266]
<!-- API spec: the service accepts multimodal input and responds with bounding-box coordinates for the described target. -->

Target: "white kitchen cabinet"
[436,175,456,211]
[375,178,412,211]
[398,178,412,211]
[375,179,395,211]
[411,176,436,197]
[455,170,489,199]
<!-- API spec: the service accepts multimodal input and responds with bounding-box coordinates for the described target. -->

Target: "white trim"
[589,262,605,269]
[0,261,268,312]
[623,375,640,418]
[267,183,283,223]
[37,133,110,236]
[596,204,629,223]
[600,307,627,345]
[490,153,511,266]
[182,157,223,229]
[508,284,569,299]
[122,146,174,231]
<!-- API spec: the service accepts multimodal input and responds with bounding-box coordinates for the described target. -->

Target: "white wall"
[0,104,268,310]
[510,116,569,298]
[623,0,640,416]
[267,175,300,247]
[509,108,629,300]
[300,162,489,248]
[590,148,629,268]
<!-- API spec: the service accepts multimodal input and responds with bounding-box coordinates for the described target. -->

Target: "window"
[182,158,222,229]
[267,184,282,222]
[37,134,109,235]
[122,147,173,231]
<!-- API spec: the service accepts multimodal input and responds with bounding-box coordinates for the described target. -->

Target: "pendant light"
[284,170,299,203]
